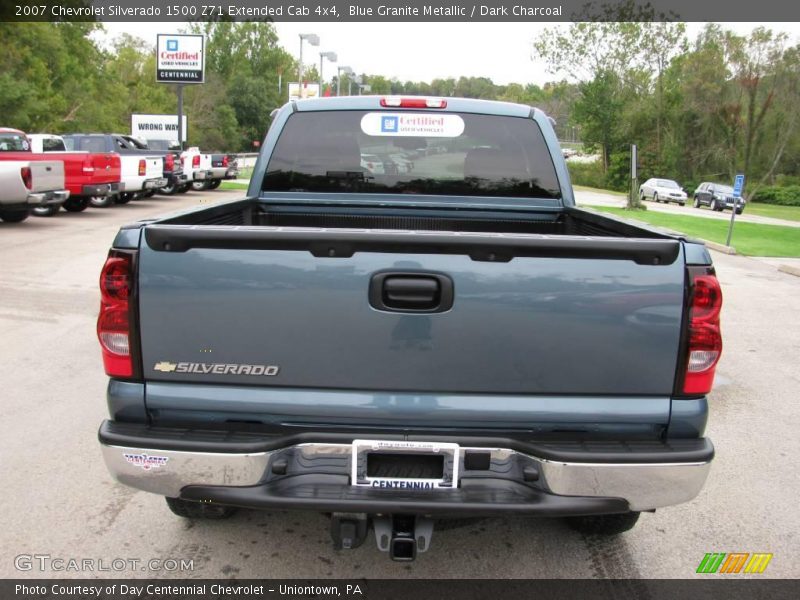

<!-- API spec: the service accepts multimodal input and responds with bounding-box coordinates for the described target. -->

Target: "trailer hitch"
[373,515,434,561]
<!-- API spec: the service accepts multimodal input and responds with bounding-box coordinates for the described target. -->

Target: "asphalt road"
[1,190,798,580]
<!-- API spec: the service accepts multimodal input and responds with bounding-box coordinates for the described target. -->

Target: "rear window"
[0,132,30,152]
[41,137,66,152]
[262,111,561,199]
[64,136,107,153]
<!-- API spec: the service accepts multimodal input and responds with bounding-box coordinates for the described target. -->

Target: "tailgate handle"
[370,272,454,313]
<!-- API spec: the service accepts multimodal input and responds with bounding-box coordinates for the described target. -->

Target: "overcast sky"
[102,22,800,86]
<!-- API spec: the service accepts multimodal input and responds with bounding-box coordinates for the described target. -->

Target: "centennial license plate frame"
[351,439,460,490]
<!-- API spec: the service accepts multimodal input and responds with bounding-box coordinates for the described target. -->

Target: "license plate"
[351,439,459,490]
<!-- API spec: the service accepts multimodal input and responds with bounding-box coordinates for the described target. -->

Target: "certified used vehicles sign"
[361,113,465,137]
[156,34,205,84]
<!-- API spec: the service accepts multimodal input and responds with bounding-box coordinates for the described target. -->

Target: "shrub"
[567,160,606,189]
[750,185,800,206]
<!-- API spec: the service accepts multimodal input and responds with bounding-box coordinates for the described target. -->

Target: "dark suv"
[693,182,745,214]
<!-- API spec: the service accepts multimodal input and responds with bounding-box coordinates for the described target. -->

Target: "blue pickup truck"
[97,97,721,561]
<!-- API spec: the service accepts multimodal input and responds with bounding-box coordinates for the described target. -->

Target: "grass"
[744,203,800,222]
[237,166,254,179]
[586,206,800,257]
[220,181,249,190]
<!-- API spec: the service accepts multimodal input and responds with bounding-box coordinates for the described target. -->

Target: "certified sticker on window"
[361,112,465,137]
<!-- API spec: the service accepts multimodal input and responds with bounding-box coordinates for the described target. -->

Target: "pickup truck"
[63,134,168,205]
[207,153,240,189]
[138,139,189,195]
[97,97,721,561]
[180,147,214,190]
[1,129,117,215]
[0,130,70,222]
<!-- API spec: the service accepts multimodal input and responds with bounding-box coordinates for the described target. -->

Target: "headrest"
[464,147,528,182]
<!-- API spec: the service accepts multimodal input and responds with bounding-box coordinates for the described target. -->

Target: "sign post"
[156,34,205,151]
[727,173,745,247]
[629,144,639,209]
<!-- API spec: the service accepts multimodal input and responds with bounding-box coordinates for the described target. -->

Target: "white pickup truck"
[180,147,215,190]
[0,129,69,222]
[62,134,167,206]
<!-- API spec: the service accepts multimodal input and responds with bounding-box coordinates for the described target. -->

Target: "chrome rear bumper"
[100,434,712,512]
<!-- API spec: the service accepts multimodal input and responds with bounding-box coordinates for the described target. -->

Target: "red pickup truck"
[0,128,121,215]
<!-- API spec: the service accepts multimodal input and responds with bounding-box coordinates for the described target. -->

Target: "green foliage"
[749,186,800,206]
[567,161,607,189]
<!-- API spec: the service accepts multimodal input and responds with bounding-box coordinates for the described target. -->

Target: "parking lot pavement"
[1,192,798,579]
[575,189,800,228]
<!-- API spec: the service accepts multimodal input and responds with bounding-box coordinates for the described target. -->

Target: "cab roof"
[291,95,537,119]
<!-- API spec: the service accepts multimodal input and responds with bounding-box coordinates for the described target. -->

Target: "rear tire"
[63,197,89,212]
[32,205,60,217]
[159,183,177,195]
[89,195,115,208]
[114,194,132,205]
[177,184,190,194]
[165,497,238,520]
[0,209,30,223]
[564,512,641,536]
[191,180,208,191]
[207,179,222,190]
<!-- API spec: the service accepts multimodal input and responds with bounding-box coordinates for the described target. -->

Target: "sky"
[102,21,800,86]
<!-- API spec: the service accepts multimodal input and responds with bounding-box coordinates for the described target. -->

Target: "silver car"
[639,178,687,206]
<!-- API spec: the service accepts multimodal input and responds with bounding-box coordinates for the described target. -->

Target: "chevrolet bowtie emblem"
[153,361,178,372]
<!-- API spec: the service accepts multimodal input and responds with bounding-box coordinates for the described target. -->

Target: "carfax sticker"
[124,453,169,470]
[360,112,465,137]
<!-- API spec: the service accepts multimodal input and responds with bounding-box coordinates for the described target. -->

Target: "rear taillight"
[222,155,229,167]
[165,153,174,170]
[380,97,447,108]
[138,159,146,176]
[20,167,32,190]
[682,268,723,395]
[97,251,136,378]
[82,155,95,174]
[192,154,200,168]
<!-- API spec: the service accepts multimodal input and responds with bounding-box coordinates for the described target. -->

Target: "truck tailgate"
[28,160,64,192]
[137,228,685,396]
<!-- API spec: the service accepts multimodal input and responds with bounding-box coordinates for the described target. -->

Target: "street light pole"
[337,65,353,96]
[319,52,337,96]
[298,33,319,98]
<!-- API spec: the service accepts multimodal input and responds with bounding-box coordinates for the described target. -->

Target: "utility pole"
[176,85,184,151]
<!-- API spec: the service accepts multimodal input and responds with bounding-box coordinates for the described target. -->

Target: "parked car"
[97,97,720,561]
[0,132,69,222]
[63,134,168,205]
[693,182,745,214]
[361,153,385,175]
[1,128,113,215]
[639,178,687,206]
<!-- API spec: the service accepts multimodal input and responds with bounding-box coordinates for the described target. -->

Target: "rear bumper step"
[99,421,712,513]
